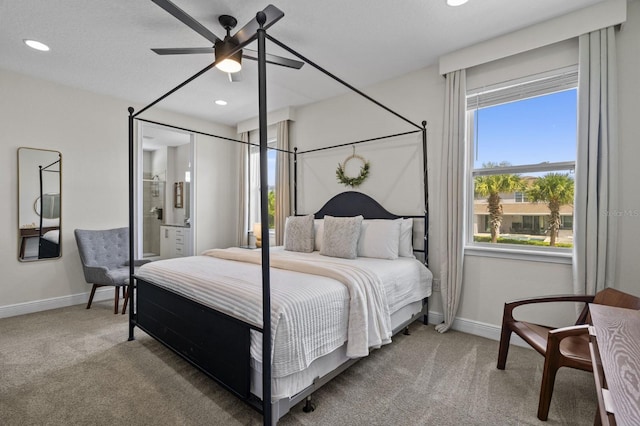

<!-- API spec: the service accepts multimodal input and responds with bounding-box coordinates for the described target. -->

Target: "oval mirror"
[18,147,62,261]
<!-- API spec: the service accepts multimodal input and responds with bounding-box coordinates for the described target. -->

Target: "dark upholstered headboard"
[314,191,400,219]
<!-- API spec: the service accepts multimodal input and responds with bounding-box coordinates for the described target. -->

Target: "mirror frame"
[17,147,62,262]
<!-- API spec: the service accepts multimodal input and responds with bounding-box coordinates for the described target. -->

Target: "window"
[514,192,528,203]
[467,67,577,252]
[248,138,277,232]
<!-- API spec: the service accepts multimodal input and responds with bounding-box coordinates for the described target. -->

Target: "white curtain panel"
[275,120,291,246]
[435,70,467,334]
[237,132,249,246]
[573,27,618,296]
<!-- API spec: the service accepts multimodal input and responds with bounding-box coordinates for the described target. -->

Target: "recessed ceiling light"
[24,39,50,52]
[447,0,469,6]
[215,100,228,106]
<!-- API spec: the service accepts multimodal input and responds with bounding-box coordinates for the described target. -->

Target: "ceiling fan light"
[216,57,242,73]
[215,41,242,73]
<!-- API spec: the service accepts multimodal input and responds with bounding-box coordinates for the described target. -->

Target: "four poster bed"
[127,4,430,425]
[37,158,61,259]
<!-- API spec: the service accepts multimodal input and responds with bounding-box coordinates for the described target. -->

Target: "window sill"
[464,244,573,265]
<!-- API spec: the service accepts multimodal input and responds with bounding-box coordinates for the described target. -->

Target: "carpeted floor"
[0,302,596,425]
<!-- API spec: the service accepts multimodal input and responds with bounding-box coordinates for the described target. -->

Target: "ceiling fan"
[150,0,304,82]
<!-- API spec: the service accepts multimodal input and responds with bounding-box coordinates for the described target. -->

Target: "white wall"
[0,68,238,316]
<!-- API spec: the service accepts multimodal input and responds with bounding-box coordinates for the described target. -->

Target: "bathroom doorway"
[139,123,194,259]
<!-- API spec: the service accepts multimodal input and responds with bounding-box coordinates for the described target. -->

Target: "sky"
[268,149,276,186]
[473,89,577,170]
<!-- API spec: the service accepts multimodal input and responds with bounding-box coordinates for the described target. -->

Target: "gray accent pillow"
[320,215,363,259]
[284,214,315,253]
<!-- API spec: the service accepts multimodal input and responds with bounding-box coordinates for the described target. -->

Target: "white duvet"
[136,247,431,378]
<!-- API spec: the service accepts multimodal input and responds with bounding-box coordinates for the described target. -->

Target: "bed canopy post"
[128,106,135,341]
[256,12,273,425]
[421,120,429,267]
[293,147,298,216]
[38,165,44,237]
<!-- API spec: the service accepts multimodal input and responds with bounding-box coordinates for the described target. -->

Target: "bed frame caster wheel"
[403,326,411,335]
[303,396,315,413]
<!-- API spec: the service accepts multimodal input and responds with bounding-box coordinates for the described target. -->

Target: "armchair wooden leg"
[537,356,560,421]
[497,324,512,370]
[87,284,98,309]
[114,286,120,314]
[122,287,129,315]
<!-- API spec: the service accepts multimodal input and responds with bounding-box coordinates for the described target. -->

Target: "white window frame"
[465,67,578,264]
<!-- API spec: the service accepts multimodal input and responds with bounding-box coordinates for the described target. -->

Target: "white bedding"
[136,247,432,379]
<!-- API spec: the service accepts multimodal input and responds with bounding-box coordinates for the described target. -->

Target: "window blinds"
[466,66,578,110]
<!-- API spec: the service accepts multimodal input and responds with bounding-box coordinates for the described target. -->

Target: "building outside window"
[467,67,577,251]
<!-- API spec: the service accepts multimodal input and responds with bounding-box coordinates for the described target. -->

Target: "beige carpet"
[0,302,596,425]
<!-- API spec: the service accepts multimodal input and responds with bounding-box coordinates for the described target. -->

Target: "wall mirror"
[18,147,62,261]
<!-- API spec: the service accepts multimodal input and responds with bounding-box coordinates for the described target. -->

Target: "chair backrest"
[74,227,129,270]
[580,288,640,324]
[593,287,640,310]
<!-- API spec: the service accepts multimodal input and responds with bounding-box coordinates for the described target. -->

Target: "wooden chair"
[497,288,640,421]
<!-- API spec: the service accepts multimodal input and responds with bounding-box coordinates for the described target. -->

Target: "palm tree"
[474,164,525,243]
[526,173,574,246]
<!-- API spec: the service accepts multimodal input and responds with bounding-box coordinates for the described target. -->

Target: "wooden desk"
[589,304,640,426]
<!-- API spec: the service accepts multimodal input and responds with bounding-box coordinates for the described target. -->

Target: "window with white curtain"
[248,137,277,232]
[466,66,578,253]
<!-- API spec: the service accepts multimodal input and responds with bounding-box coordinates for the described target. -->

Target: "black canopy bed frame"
[127,5,429,425]
[37,157,61,259]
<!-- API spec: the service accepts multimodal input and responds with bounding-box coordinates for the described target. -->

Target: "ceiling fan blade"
[243,49,304,69]
[151,0,220,44]
[152,47,214,55]
[229,71,243,82]
[231,4,285,47]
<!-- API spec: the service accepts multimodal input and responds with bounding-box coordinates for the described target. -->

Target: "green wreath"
[336,154,370,187]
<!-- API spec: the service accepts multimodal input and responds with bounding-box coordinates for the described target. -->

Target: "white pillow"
[313,219,324,251]
[284,214,315,253]
[357,219,402,260]
[320,215,363,259]
[398,218,415,258]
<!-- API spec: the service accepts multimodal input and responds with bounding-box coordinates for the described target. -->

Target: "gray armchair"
[74,227,150,314]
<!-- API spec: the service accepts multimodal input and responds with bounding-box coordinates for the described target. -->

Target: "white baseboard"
[0,287,114,319]
[427,311,529,348]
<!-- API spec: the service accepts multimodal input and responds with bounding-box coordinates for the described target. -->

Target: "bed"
[127,4,429,424]
[38,228,60,259]
[132,192,431,422]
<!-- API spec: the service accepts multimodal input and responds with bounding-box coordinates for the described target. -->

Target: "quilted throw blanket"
[203,248,393,363]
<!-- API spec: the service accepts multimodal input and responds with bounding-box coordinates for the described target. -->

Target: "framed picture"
[174,182,183,208]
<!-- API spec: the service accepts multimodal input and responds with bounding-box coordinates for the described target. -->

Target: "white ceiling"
[1,0,606,126]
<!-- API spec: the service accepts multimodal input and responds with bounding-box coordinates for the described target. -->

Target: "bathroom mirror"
[18,147,62,261]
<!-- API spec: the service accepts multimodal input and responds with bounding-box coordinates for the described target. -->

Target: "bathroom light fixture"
[447,0,469,6]
[215,100,228,106]
[24,39,50,51]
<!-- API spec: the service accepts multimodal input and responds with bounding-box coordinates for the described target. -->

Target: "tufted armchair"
[74,227,150,314]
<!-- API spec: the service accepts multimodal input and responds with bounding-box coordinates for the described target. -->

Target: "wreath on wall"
[336,150,370,187]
